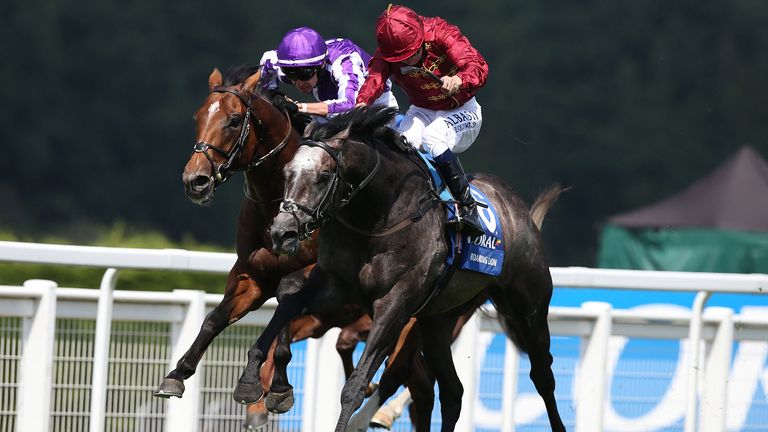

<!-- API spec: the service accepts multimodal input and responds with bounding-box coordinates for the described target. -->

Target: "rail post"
[500,339,521,432]
[89,268,118,432]
[455,312,480,430]
[166,289,206,430]
[700,307,734,432]
[303,328,344,431]
[16,280,57,432]
[575,301,612,432]
[685,291,712,432]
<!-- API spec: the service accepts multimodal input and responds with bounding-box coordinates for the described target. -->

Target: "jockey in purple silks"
[260,27,398,120]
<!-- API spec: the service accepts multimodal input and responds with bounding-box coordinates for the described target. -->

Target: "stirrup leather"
[447,202,484,235]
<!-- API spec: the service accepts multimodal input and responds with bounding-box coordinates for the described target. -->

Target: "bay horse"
[154,64,311,409]
[156,65,464,429]
[155,64,366,419]
[254,105,566,431]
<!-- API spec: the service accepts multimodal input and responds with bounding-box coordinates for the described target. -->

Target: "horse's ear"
[303,119,320,138]
[242,69,263,94]
[208,68,223,91]
[331,126,352,146]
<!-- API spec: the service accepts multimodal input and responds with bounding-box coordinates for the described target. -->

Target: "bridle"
[192,86,292,185]
[278,138,381,241]
[278,136,442,241]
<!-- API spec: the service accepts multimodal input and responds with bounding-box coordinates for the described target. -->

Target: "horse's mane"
[220,64,313,133]
[222,65,261,87]
[307,105,405,152]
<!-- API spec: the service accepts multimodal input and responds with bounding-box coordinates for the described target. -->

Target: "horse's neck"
[242,106,299,207]
[338,143,430,230]
[243,168,279,204]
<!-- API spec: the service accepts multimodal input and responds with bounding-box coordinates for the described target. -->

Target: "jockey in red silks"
[356,4,489,236]
[260,27,398,120]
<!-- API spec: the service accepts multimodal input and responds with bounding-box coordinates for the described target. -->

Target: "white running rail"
[0,240,766,431]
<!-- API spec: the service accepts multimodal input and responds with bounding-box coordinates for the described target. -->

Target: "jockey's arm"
[438,20,488,94]
[258,50,281,93]
[323,54,366,116]
[298,101,329,117]
[356,57,391,106]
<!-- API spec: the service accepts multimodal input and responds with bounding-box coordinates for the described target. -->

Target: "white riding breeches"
[397,97,482,158]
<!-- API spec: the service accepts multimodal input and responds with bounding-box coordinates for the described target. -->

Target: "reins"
[334,188,437,237]
[192,87,293,185]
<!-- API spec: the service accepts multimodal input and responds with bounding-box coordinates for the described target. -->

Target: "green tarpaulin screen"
[598,224,768,273]
[598,147,768,273]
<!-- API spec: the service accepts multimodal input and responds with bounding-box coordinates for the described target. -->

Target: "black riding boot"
[433,150,485,236]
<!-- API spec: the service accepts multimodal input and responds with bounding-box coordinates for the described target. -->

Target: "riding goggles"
[282,66,319,81]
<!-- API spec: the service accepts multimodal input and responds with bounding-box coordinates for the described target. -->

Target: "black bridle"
[192,86,292,185]
[279,138,381,241]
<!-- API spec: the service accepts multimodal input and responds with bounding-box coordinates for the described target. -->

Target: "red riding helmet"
[376,5,424,62]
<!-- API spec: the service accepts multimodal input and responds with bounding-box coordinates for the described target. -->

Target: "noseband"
[193,87,292,184]
[279,139,381,241]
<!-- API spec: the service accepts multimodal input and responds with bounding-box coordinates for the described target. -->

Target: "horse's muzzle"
[182,173,215,205]
[270,213,300,256]
[271,226,299,256]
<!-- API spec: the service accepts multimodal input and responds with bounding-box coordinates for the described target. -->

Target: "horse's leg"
[524,315,565,432]
[336,315,379,397]
[387,293,482,431]
[234,267,323,404]
[265,325,295,413]
[337,326,359,380]
[244,400,269,430]
[348,317,418,430]
[243,339,277,429]
[386,295,482,431]
[371,388,415,430]
[416,312,466,432]
[404,350,435,431]
[488,284,566,432]
[503,313,565,431]
[353,301,476,431]
[155,261,266,398]
[288,314,324,341]
[370,347,435,432]
[335,294,413,431]
[259,338,276,395]
[253,315,327,416]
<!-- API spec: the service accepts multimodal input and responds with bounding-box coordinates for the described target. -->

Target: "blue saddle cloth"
[418,152,505,277]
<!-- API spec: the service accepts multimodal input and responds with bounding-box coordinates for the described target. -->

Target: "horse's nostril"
[272,228,300,255]
[192,176,211,191]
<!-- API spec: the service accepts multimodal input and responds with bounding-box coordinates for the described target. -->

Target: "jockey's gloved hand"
[271,94,299,114]
[264,89,285,103]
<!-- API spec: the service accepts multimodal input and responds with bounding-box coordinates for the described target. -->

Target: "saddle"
[417,151,505,277]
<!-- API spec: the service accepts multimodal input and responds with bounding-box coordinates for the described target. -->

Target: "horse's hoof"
[153,378,184,398]
[243,409,269,430]
[364,382,379,398]
[347,413,371,432]
[370,406,396,429]
[265,387,294,413]
[233,381,264,405]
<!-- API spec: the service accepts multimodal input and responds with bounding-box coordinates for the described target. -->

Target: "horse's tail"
[529,184,568,231]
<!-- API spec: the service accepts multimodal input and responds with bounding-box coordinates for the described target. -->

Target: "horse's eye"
[318,171,332,182]
[228,115,243,129]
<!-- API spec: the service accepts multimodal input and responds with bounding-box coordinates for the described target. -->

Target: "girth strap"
[411,260,458,317]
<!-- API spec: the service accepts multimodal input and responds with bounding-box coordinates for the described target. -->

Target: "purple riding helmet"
[276,27,328,68]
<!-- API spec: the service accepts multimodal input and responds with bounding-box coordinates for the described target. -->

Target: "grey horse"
[237,105,567,431]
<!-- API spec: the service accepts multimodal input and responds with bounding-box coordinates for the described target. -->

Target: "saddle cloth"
[418,152,505,277]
